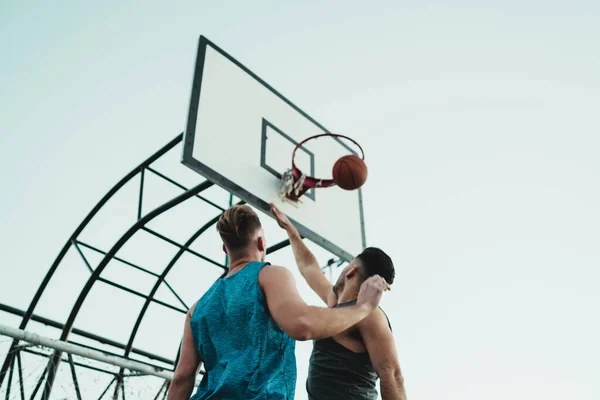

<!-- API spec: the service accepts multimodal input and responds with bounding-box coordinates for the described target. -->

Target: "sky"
[1,1,600,399]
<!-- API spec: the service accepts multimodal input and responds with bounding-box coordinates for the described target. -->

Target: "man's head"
[217,205,266,262]
[333,247,395,296]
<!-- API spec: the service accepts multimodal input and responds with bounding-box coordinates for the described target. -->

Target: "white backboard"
[182,36,366,262]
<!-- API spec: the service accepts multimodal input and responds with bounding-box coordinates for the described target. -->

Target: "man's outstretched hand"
[270,203,298,234]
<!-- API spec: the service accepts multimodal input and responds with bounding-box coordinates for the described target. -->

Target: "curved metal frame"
[40,179,216,398]
[0,134,343,399]
[1,135,185,392]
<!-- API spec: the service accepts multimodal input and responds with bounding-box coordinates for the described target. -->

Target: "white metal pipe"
[0,323,175,381]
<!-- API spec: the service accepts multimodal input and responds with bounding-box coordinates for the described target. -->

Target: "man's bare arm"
[270,203,336,305]
[358,309,406,400]
[167,305,201,400]
[259,265,387,340]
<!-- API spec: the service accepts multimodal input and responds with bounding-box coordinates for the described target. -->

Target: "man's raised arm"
[270,203,336,305]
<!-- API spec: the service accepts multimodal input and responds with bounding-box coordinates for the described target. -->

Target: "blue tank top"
[189,261,297,399]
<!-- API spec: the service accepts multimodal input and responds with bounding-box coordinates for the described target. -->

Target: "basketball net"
[278,169,306,203]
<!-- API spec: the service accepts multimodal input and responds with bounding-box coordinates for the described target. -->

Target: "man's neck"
[226,255,261,277]
[337,286,359,304]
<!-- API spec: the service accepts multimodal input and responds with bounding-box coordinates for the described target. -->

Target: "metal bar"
[266,238,293,254]
[225,193,234,266]
[20,348,118,376]
[123,213,224,360]
[146,167,225,212]
[40,180,213,397]
[76,241,161,278]
[4,354,13,400]
[97,376,116,400]
[0,135,183,390]
[112,375,122,400]
[41,351,61,400]
[72,239,94,273]
[121,377,126,400]
[16,352,24,400]
[141,227,226,269]
[97,278,187,314]
[67,353,83,400]
[0,302,174,366]
[12,336,203,384]
[152,382,167,400]
[163,280,188,310]
[138,167,145,220]
[121,373,150,378]
[326,258,334,282]
[161,382,169,400]
[29,362,47,400]
[67,340,173,373]
[0,324,176,381]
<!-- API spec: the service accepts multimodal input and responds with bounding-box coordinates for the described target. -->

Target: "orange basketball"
[332,154,368,190]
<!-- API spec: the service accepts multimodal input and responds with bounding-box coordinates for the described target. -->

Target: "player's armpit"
[358,309,406,400]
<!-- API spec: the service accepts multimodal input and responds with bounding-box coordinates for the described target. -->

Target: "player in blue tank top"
[167,205,390,400]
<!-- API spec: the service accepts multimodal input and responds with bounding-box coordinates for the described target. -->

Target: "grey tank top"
[305,300,392,400]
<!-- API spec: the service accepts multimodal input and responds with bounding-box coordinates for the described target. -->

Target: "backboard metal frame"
[181,35,366,262]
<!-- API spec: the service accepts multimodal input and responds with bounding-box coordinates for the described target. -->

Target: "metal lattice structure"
[0,134,343,399]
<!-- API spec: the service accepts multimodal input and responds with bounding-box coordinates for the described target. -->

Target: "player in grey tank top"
[167,205,391,399]
[271,204,407,400]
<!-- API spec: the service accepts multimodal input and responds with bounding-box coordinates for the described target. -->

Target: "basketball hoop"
[279,133,365,202]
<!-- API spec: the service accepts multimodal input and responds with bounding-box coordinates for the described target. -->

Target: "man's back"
[189,261,296,400]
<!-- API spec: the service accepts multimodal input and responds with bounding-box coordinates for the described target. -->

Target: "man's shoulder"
[259,264,291,277]
[187,300,200,317]
[258,264,294,288]
[190,284,220,318]
[357,306,392,332]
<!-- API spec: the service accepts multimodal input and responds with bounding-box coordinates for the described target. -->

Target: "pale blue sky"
[1,1,599,399]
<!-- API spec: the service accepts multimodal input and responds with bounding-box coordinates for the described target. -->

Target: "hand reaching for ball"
[270,203,298,235]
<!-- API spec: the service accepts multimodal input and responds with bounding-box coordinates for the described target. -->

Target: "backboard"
[181,36,366,262]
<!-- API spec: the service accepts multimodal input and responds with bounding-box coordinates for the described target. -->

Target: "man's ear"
[345,265,360,279]
[222,243,228,255]
[257,236,266,253]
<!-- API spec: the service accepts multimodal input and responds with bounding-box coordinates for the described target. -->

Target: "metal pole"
[67,354,83,400]
[0,324,176,381]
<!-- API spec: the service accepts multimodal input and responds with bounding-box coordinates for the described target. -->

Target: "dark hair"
[356,247,395,285]
[216,205,262,251]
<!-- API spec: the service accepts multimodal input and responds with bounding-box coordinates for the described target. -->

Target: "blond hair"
[216,205,262,251]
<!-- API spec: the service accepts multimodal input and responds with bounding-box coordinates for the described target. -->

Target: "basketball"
[332,154,368,190]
